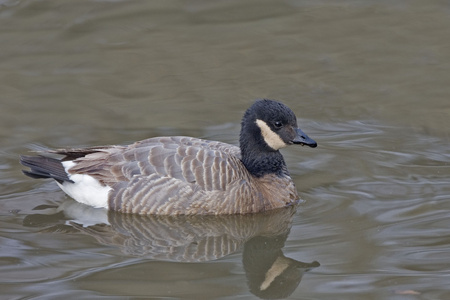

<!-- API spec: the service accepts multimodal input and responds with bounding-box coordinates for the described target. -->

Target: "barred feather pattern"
[53,136,299,215]
[69,206,296,261]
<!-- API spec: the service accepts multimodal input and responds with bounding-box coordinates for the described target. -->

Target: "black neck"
[239,120,288,177]
[241,149,287,177]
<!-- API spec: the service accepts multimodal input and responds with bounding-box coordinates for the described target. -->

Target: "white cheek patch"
[256,119,287,150]
[260,256,290,291]
[57,161,112,209]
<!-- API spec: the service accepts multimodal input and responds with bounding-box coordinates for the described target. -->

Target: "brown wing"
[59,136,243,192]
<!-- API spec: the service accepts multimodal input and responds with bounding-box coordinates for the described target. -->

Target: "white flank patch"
[56,161,112,209]
[58,200,110,226]
[256,119,287,150]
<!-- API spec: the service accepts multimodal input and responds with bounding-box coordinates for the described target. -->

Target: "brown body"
[57,136,299,215]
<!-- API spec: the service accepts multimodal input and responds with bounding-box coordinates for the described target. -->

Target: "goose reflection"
[23,200,319,299]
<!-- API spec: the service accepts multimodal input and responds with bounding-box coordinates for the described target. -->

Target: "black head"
[239,99,317,177]
[240,99,317,151]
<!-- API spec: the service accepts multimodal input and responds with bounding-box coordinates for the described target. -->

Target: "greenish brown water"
[1,1,450,299]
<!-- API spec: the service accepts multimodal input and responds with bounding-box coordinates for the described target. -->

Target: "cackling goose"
[20,99,317,215]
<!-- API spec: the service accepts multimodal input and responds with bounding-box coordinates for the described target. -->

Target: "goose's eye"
[274,121,283,129]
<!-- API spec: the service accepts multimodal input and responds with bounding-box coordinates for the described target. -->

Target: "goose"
[20,99,317,215]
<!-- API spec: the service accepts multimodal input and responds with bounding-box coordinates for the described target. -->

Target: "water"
[1,1,450,299]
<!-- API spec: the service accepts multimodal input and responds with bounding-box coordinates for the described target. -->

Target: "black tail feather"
[20,155,74,183]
